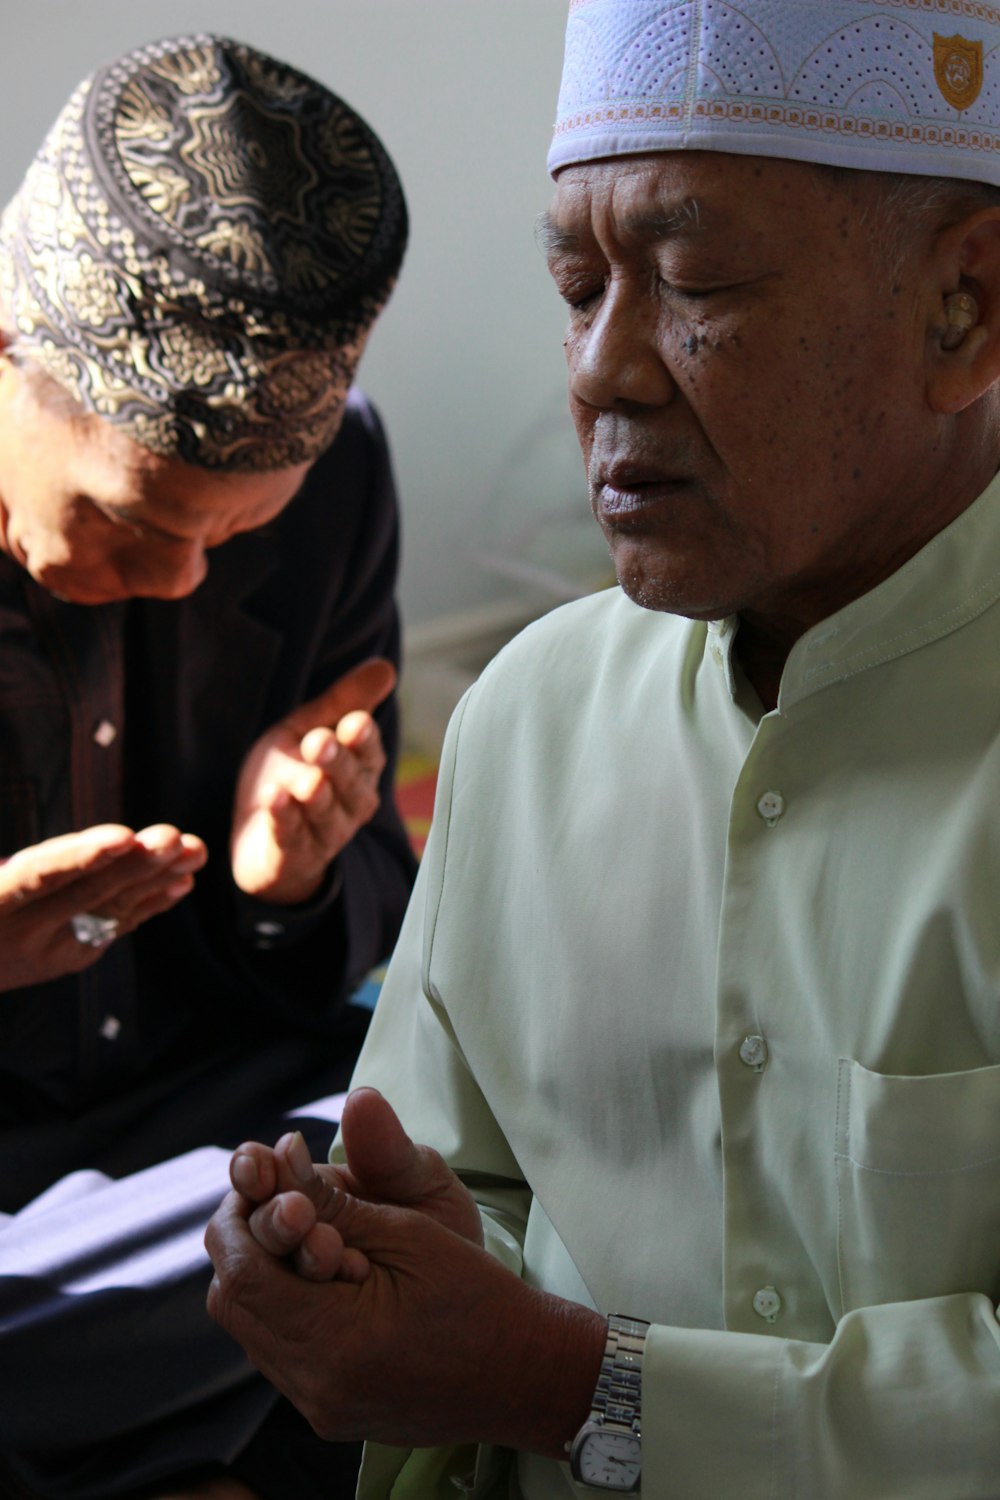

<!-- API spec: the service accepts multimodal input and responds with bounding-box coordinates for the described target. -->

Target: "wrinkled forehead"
[549,1,1000,190]
[543,149,863,257]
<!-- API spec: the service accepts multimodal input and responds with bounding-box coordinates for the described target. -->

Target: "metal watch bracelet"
[592,1314,649,1435]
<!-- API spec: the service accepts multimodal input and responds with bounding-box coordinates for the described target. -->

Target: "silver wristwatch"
[569,1314,649,1492]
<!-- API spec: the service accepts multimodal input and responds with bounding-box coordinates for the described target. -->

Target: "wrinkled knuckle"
[217,1255,257,1308]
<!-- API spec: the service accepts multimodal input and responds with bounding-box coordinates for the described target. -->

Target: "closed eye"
[88,499,191,547]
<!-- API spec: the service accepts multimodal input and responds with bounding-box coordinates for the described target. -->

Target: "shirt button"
[739,1034,769,1071]
[756,790,785,825]
[93,720,118,748]
[99,1015,121,1041]
[752,1286,783,1323]
[253,919,285,949]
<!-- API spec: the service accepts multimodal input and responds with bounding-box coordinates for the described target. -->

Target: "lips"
[592,462,692,521]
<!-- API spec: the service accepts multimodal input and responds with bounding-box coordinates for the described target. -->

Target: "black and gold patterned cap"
[0,34,407,470]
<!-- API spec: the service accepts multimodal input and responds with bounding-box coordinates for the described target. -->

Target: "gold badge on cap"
[933,32,984,112]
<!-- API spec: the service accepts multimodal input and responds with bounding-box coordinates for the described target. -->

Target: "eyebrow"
[534,212,578,258]
[536,197,704,258]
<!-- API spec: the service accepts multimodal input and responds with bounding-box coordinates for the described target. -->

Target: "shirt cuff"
[642,1323,783,1499]
[235,860,344,950]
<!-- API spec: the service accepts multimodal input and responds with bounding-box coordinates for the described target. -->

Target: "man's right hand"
[0,823,207,991]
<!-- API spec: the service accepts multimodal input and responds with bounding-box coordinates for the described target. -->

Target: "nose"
[567,281,677,412]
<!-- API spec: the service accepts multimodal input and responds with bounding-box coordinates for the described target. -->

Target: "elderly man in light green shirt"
[206,4,1000,1496]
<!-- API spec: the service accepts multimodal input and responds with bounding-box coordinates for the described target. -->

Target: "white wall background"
[1,1,599,632]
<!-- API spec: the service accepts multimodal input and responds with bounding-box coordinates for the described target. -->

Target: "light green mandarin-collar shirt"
[347,474,1000,1499]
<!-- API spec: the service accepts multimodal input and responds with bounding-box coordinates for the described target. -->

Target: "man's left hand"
[230,658,395,905]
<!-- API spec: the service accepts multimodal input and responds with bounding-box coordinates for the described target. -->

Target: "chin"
[615,564,731,622]
[609,537,724,618]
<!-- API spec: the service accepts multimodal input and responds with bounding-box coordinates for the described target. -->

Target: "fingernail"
[297,1242,319,1274]
[232,1152,258,1194]
[320,740,339,766]
[287,1130,314,1186]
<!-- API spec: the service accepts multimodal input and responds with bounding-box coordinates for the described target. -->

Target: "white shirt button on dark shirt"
[99,1015,122,1041]
[739,1035,769,1071]
[93,720,117,747]
[253,919,285,950]
[756,791,785,825]
[752,1286,783,1323]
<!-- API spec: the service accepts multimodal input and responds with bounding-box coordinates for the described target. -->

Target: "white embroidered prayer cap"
[549,0,1000,185]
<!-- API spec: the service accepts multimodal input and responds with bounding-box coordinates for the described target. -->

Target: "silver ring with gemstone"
[70,912,120,947]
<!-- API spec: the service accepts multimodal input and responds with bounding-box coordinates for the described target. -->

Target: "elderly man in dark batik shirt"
[0,35,416,1500]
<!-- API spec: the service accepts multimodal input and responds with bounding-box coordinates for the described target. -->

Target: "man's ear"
[926,210,1000,414]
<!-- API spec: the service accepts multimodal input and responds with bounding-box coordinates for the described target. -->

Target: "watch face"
[575,1430,642,1490]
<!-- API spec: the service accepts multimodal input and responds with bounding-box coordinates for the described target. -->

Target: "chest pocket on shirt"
[835,1057,1000,1315]
[0,780,40,858]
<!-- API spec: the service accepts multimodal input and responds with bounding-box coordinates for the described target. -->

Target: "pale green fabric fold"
[345,472,1000,1496]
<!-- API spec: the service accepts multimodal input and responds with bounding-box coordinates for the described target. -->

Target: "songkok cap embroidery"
[0,35,407,470]
[549,0,1000,185]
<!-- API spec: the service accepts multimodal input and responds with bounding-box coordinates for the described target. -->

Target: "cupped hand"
[0,823,207,991]
[230,658,395,905]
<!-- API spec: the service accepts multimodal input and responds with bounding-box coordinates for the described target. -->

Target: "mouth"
[592,463,694,525]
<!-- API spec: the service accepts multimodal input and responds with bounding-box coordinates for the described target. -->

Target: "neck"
[732,620,788,713]
[734,440,1000,711]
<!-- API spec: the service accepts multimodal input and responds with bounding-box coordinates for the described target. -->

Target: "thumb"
[340,1087,451,1205]
[284,659,396,739]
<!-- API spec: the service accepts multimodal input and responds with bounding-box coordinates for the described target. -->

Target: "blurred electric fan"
[469,390,616,607]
